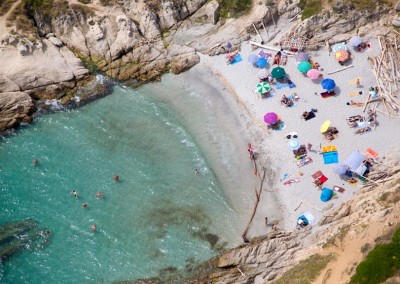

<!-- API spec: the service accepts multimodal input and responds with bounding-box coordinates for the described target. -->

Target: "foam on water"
[0,79,251,283]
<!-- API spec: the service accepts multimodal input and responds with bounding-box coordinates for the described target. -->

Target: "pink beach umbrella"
[307,69,320,79]
[264,112,278,125]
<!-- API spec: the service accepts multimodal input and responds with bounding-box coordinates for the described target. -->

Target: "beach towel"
[304,111,316,121]
[348,77,362,85]
[312,171,323,179]
[230,54,243,65]
[366,147,378,158]
[288,80,296,88]
[320,188,334,202]
[348,91,361,97]
[321,91,336,98]
[287,96,296,107]
[333,185,345,193]
[276,82,289,89]
[323,151,339,164]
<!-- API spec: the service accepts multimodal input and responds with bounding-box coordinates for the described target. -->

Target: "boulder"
[0,92,35,132]
[205,0,220,24]
[395,1,400,11]
[48,36,63,47]
[171,52,200,74]
[392,17,400,27]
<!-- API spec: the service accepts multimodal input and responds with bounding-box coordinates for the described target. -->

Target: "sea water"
[0,72,255,283]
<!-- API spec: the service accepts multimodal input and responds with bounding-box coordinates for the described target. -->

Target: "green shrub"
[217,0,252,18]
[350,226,400,284]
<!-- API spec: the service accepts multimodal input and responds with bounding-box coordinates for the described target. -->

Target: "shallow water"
[0,74,254,283]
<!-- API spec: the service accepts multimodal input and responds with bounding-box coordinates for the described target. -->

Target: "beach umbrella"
[349,36,363,47]
[343,150,366,172]
[320,120,331,133]
[258,68,268,79]
[335,50,350,62]
[333,164,347,175]
[256,82,271,94]
[307,69,320,79]
[247,54,259,63]
[331,43,347,53]
[256,57,268,68]
[287,139,301,150]
[271,67,286,79]
[226,42,232,49]
[297,61,312,73]
[264,112,278,125]
[321,78,336,90]
[295,52,309,62]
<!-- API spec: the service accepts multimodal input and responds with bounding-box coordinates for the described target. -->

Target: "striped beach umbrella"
[256,82,271,94]
[335,50,350,62]
[271,67,286,79]
[307,69,320,79]
[295,52,309,62]
[297,61,312,73]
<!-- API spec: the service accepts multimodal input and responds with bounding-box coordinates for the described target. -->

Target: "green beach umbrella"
[256,82,271,94]
[297,61,312,73]
[271,67,286,79]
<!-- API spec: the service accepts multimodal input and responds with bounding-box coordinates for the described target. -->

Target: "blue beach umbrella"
[287,139,301,150]
[321,78,336,90]
[256,57,268,68]
[226,42,232,49]
[247,54,259,63]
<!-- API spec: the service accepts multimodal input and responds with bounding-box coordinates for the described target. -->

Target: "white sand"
[198,18,400,235]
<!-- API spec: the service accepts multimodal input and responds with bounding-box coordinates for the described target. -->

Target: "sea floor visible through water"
[0,72,258,283]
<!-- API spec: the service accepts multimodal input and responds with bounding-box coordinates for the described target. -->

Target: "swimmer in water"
[96,192,103,199]
[91,224,96,231]
[33,159,38,167]
[82,202,88,208]
[114,175,119,182]
[70,190,78,199]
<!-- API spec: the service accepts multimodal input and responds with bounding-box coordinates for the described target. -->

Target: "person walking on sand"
[306,143,312,151]
[356,78,361,88]
[247,143,255,160]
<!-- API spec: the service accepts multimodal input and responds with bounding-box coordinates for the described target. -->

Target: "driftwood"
[249,41,296,56]
[327,65,354,75]
[367,33,400,117]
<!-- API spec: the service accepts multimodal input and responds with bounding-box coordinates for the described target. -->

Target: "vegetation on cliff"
[217,0,252,18]
[0,0,17,16]
[349,226,400,284]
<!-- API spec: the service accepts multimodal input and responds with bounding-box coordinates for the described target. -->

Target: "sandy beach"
[194,17,400,238]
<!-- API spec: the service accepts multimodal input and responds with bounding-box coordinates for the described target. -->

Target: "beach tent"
[321,78,336,90]
[307,69,320,79]
[320,188,334,202]
[271,67,286,79]
[256,57,268,68]
[349,36,363,47]
[342,150,365,171]
[295,52,309,62]
[297,61,312,73]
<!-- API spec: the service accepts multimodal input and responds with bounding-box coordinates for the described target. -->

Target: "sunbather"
[348,119,364,128]
[281,55,288,65]
[273,51,281,65]
[347,115,363,122]
[346,100,364,106]
[354,126,371,134]
[281,95,288,106]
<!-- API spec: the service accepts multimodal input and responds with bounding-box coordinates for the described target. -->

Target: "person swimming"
[91,224,96,231]
[82,202,88,208]
[70,190,78,199]
[33,159,38,167]
[114,175,119,182]
[96,192,103,199]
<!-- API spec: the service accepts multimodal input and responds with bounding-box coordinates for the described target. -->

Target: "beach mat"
[276,82,289,89]
[230,54,243,65]
[348,91,361,97]
[323,151,339,164]
[321,91,335,98]
[348,77,362,85]
[366,147,378,158]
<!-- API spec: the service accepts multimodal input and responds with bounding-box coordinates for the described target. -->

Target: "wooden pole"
[252,23,264,43]
[262,21,269,40]
[327,65,354,75]
[249,41,296,55]
[270,10,277,29]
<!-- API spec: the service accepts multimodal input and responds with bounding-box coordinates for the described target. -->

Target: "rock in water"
[0,92,35,133]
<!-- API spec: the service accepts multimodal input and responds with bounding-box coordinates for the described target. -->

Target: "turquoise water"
[0,80,247,283]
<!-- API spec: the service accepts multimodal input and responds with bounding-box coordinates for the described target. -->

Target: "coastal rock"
[392,17,400,27]
[395,1,400,11]
[0,92,35,132]
[48,36,63,47]
[205,0,220,24]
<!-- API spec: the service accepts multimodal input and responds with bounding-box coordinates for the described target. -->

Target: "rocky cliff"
[0,0,277,133]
